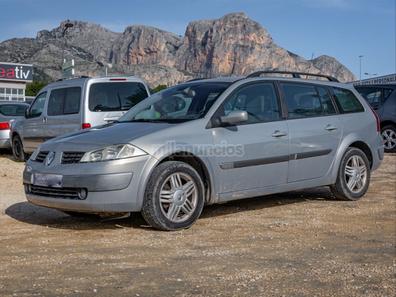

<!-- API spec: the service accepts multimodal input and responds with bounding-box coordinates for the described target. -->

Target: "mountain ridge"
[0,13,355,87]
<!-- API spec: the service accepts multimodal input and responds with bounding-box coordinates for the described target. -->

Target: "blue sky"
[0,0,395,78]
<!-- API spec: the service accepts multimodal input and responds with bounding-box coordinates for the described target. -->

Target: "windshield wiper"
[122,118,190,124]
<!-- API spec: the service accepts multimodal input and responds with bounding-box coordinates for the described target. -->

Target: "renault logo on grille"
[45,152,55,166]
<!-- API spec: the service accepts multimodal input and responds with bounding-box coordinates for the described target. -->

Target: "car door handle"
[272,130,288,137]
[325,124,337,131]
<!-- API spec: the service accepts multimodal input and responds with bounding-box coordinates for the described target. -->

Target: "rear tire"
[141,161,205,231]
[381,125,396,153]
[12,135,26,162]
[331,147,371,201]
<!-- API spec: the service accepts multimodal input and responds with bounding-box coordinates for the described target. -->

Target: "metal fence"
[1,96,34,103]
[353,74,396,86]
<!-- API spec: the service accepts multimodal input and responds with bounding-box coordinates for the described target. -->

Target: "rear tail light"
[82,123,91,129]
[0,122,10,130]
[369,106,381,133]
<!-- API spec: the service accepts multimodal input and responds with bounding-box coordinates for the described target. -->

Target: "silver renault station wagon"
[11,76,150,161]
[23,71,384,230]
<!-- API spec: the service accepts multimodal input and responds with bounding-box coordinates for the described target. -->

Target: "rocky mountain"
[0,13,355,87]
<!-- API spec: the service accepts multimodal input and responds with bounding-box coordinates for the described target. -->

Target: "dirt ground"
[0,150,395,297]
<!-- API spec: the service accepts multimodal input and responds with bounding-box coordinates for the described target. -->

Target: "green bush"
[151,84,167,93]
[25,81,48,97]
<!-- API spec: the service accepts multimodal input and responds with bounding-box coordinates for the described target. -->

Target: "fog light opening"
[78,189,88,200]
[24,184,31,193]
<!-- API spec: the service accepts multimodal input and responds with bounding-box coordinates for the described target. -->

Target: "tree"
[151,84,167,93]
[25,81,48,97]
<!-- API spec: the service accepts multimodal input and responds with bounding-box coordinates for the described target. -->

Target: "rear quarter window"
[89,82,148,112]
[332,87,364,113]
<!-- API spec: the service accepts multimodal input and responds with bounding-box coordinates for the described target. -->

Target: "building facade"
[0,62,33,101]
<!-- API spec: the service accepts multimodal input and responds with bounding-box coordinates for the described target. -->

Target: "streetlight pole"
[61,20,74,75]
[358,55,364,81]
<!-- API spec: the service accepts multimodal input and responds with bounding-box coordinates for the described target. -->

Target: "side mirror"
[220,111,248,125]
[24,109,30,118]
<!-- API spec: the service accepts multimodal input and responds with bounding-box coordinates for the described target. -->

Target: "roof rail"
[247,71,339,82]
[185,77,207,82]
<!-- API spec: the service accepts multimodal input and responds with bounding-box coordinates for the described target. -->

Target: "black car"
[355,84,396,152]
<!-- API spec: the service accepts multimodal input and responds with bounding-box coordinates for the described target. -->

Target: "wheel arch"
[156,152,214,205]
[381,120,395,128]
[330,135,375,184]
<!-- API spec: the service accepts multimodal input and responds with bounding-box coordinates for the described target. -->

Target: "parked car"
[23,71,384,230]
[354,84,396,152]
[0,101,30,149]
[11,76,150,161]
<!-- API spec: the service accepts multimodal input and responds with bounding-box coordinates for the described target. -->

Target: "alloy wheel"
[159,172,198,223]
[382,128,396,150]
[344,155,368,193]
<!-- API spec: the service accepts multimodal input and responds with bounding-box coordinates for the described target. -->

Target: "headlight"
[80,144,147,163]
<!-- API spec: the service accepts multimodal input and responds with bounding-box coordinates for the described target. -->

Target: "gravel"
[0,151,395,296]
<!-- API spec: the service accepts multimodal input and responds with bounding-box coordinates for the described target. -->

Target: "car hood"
[43,122,173,151]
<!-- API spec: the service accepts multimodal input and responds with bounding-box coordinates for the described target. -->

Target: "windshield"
[89,82,148,112]
[118,82,231,123]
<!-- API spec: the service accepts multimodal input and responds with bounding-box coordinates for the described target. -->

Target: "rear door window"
[48,87,81,116]
[281,83,337,119]
[89,82,148,112]
[0,104,28,116]
[332,87,364,113]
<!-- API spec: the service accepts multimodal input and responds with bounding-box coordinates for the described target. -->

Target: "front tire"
[381,125,396,153]
[12,135,26,162]
[331,147,371,201]
[141,161,205,231]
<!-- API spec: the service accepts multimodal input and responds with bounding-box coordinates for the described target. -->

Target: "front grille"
[28,185,83,200]
[35,151,49,163]
[62,152,85,164]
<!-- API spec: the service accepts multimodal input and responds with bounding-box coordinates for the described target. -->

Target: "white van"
[11,76,150,161]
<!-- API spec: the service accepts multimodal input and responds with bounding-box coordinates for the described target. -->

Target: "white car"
[11,76,150,161]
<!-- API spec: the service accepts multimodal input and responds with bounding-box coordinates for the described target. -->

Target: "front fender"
[135,144,217,210]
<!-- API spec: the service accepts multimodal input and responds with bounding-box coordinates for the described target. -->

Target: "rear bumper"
[371,135,384,171]
[0,129,10,148]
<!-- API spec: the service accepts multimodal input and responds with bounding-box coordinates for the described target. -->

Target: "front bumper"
[24,154,154,212]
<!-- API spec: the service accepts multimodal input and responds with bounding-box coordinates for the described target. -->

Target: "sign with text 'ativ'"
[0,62,33,82]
